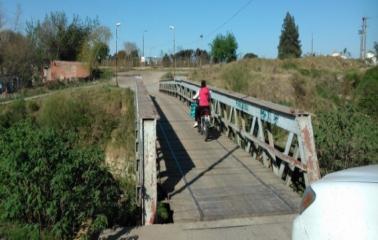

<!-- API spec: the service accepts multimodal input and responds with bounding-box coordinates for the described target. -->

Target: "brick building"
[43,61,90,82]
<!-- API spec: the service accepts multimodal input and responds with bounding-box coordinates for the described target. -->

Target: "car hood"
[322,165,378,183]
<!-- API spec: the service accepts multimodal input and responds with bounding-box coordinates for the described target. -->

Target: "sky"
[1,0,378,58]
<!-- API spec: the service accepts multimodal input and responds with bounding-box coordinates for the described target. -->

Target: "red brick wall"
[45,61,90,82]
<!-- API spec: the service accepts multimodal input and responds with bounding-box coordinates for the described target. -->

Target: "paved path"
[103,72,301,239]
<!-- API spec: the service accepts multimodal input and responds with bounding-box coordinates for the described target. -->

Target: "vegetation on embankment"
[190,57,377,175]
[0,85,136,239]
[0,68,113,104]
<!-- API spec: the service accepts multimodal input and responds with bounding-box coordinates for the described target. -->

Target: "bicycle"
[198,107,210,141]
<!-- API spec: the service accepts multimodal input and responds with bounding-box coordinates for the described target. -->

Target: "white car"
[292,165,378,240]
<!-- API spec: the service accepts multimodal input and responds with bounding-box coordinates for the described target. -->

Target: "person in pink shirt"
[192,80,211,127]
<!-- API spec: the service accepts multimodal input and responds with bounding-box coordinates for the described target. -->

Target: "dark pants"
[195,106,210,122]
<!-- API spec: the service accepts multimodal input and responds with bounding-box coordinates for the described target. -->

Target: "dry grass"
[190,57,367,112]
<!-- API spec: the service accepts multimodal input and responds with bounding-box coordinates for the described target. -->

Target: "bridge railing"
[135,80,157,225]
[159,79,320,186]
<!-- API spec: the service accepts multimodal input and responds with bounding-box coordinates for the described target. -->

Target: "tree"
[26,12,99,63]
[210,33,238,63]
[0,2,5,29]
[79,25,111,70]
[13,3,22,32]
[123,42,139,67]
[162,54,171,67]
[374,41,378,57]
[278,12,302,59]
[194,48,210,66]
[0,30,35,86]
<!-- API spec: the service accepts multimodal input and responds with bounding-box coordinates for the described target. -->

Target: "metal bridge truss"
[159,79,320,187]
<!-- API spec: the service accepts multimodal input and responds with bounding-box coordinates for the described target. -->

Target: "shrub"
[355,66,378,119]
[0,120,128,238]
[0,99,27,128]
[243,53,258,59]
[314,105,378,175]
[161,72,174,80]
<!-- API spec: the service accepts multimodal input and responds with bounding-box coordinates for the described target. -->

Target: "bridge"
[104,72,321,239]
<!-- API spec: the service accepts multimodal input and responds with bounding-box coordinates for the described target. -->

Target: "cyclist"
[192,80,211,128]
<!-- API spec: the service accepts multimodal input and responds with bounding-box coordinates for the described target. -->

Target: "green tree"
[79,26,111,70]
[162,54,171,67]
[374,41,378,57]
[210,33,238,63]
[278,12,302,59]
[26,12,100,64]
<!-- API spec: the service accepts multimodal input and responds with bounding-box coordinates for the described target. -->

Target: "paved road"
[103,71,301,239]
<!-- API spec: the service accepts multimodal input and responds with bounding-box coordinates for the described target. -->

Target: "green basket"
[190,102,197,119]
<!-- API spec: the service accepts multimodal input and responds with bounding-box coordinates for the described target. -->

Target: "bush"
[0,86,137,238]
[355,66,378,119]
[314,105,378,175]
[243,53,258,59]
[0,99,27,128]
[0,120,128,238]
[161,72,174,80]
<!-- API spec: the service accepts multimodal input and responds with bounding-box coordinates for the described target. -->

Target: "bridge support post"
[135,81,158,225]
[296,115,321,185]
[141,118,157,225]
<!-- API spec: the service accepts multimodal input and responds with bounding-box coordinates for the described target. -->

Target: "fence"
[159,79,320,187]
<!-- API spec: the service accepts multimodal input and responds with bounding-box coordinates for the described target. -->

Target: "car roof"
[321,165,378,183]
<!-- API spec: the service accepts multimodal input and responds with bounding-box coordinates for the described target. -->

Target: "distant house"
[43,61,90,83]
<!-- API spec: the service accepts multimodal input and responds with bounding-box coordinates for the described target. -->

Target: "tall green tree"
[210,33,238,63]
[278,12,302,59]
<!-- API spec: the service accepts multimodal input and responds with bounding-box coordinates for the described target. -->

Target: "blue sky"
[1,0,378,58]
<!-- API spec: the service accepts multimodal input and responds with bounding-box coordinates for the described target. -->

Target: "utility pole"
[311,33,314,56]
[359,17,367,60]
[115,22,121,87]
[200,34,203,67]
[169,25,176,79]
[143,30,147,67]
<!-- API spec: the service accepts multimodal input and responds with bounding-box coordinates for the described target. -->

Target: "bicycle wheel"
[204,121,209,141]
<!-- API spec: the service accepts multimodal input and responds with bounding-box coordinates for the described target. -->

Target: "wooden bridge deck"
[153,90,301,223]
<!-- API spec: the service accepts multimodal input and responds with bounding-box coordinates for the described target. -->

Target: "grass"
[189,57,367,113]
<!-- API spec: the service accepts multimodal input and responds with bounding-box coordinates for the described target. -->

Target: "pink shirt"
[199,87,210,106]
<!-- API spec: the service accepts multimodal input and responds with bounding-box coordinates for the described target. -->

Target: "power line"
[149,0,255,52]
[184,0,255,48]
[205,0,254,38]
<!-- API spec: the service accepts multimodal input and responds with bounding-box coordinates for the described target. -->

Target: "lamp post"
[115,22,121,87]
[199,34,203,68]
[142,30,147,66]
[169,25,175,79]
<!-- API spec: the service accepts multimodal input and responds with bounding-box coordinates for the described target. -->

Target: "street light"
[115,22,121,87]
[169,25,175,79]
[142,30,148,66]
